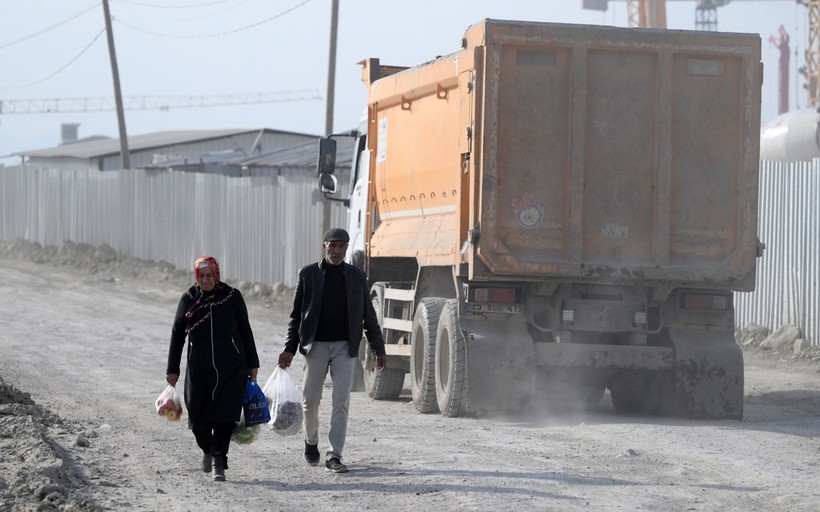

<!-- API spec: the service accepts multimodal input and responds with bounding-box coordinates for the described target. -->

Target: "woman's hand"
[166,373,179,386]
[248,367,259,382]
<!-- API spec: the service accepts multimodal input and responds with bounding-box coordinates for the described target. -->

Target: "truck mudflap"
[666,328,744,420]
[458,318,743,419]
[530,329,742,419]
[458,317,536,413]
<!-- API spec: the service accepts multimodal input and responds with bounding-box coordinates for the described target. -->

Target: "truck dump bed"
[365,19,761,290]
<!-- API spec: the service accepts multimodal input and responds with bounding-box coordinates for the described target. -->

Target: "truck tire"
[435,299,467,417]
[410,298,446,413]
[363,284,404,400]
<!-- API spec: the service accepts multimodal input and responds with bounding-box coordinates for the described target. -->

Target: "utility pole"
[102,0,130,169]
[325,0,338,136]
[322,0,339,239]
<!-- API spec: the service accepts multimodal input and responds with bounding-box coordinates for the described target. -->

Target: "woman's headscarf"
[194,255,220,284]
[186,255,228,332]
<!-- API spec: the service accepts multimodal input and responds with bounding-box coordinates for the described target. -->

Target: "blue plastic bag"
[242,379,271,427]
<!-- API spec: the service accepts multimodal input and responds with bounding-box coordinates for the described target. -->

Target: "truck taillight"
[470,287,517,303]
[680,292,731,311]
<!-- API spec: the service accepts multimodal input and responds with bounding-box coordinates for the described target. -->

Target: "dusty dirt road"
[1,253,820,511]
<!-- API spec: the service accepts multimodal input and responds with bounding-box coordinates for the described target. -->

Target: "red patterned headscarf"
[194,255,220,284]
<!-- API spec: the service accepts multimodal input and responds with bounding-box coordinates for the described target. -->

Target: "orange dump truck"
[318,19,762,419]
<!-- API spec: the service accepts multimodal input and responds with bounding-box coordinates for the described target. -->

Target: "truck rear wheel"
[435,299,467,417]
[363,284,404,400]
[410,298,446,413]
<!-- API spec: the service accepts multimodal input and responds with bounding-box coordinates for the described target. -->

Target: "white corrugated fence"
[0,165,349,288]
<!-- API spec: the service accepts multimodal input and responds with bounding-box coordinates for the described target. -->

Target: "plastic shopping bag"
[155,383,183,422]
[242,379,271,427]
[231,410,261,445]
[262,367,304,436]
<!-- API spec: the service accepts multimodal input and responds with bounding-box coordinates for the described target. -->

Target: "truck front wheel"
[411,298,446,413]
[435,299,467,417]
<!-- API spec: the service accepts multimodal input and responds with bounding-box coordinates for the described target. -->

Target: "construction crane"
[626,0,668,28]
[584,0,721,29]
[799,0,820,106]
[584,0,785,31]
[0,90,321,115]
[770,25,790,115]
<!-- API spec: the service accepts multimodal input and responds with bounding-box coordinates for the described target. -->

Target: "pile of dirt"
[0,238,292,308]
[737,322,820,368]
[0,377,101,511]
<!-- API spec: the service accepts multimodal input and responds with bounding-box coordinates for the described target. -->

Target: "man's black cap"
[323,228,350,243]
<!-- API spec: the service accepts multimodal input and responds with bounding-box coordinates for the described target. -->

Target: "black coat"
[285,260,386,358]
[166,283,260,428]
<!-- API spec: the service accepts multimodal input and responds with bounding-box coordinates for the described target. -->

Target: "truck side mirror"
[320,173,337,194]
[317,138,337,175]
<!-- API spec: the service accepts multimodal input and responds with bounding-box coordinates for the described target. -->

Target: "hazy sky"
[0,0,807,163]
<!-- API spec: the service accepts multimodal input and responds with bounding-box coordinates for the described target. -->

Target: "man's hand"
[376,354,388,372]
[166,373,179,386]
[248,367,259,382]
[278,351,294,369]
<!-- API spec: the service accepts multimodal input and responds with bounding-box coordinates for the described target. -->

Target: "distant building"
[14,128,319,172]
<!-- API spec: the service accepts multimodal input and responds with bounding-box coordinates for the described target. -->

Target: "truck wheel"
[363,284,404,400]
[410,298,446,413]
[435,299,467,417]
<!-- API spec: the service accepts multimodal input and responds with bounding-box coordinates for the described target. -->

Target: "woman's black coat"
[166,283,260,428]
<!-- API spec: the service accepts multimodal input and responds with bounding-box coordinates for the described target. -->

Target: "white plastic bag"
[154,383,183,422]
[262,367,304,436]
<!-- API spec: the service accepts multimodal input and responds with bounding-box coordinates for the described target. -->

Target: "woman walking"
[165,255,260,481]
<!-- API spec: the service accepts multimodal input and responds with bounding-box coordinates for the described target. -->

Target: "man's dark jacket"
[285,260,386,358]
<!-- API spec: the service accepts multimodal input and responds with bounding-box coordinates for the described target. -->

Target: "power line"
[113,0,231,8]
[0,27,107,90]
[0,1,98,51]
[0,90,322,114]
[114,0,253,22]
[113,0,313,38]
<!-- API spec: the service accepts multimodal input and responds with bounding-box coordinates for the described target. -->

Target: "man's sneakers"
[325,457,348,473]
[306,442,348,473]
[304,441,320,466]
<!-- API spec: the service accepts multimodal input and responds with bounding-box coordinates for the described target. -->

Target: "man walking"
[278,228,387,473]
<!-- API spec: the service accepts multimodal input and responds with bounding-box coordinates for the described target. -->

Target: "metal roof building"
[140,137,355,177]
[14,128,319,172]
